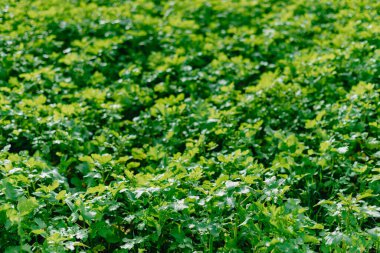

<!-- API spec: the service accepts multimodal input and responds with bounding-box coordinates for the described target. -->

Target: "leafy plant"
[0,0,379,252]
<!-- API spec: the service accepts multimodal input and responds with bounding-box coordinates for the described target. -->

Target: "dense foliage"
[1,0,379,252]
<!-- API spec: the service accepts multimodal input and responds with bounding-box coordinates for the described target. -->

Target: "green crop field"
[0,0,379,252]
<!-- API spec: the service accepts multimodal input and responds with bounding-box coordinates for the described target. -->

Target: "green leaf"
[91,154,112,164]
[4,180,22,200]
[56,190,67,201]
[303,235,320,244]
[87,184,106,194]
[131,148,146,160]
[309,223,324,230]
[17,197,38,216]
[305,119,316,129]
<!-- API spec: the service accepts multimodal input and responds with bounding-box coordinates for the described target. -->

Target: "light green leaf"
[17,197,38,216]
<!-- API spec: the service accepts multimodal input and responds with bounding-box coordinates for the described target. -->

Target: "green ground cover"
[0,0,379,252]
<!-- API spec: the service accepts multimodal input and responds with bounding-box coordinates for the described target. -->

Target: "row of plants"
[0,0,379,252]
